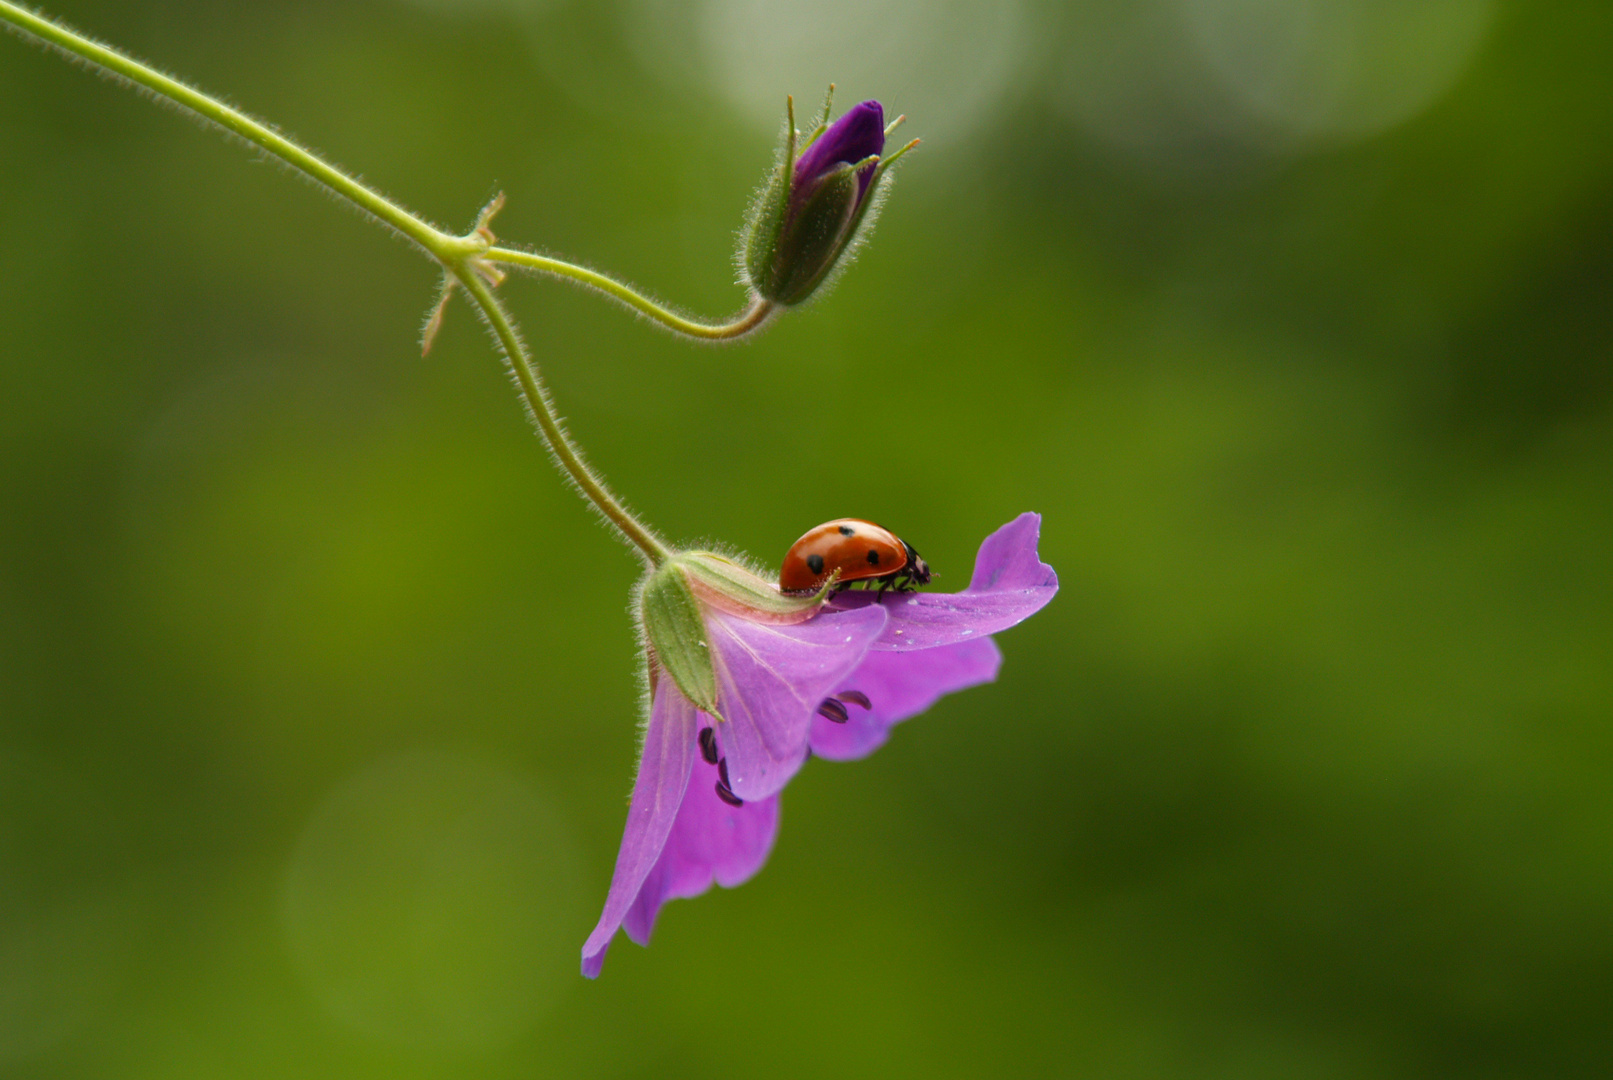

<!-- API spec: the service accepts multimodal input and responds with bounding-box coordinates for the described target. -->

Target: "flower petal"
[809,637,1002,761]
[967,512,1056,592]
[622,741,781,945]
[707,603,888,800]
[581,682,698,979]
[829,513,1057,651]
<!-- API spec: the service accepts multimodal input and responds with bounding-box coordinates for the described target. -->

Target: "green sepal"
[798,83,837,152]
[743,98,798,295]
[839,163,888,253]
[639,562,722,720]
[678,552,837,624]
[764,162,863,305]
[744,161,789,291]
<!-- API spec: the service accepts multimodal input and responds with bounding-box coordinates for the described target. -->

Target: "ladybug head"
[902,541,932,586]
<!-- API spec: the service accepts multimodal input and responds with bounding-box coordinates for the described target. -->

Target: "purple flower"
[582,513,1056,977]
[742,94,918,307]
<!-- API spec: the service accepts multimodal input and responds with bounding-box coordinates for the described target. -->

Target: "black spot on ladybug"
[866,548,881,565]
[806,553,825,575]
[838,525,855,536]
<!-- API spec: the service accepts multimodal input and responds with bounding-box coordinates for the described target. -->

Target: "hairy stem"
[489,248,775,341]
[0,0,745,566]
[0,1,772,341]
[0,0,463,257]
[455,268,671,566]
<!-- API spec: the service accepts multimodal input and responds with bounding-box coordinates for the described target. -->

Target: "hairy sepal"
[766,163,863,305]
[639,562,722,720]
[742,108,795,298]
[743,159,790,294]
[678,552,835,625]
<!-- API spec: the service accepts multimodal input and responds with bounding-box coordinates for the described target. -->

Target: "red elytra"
[778,518,932,594]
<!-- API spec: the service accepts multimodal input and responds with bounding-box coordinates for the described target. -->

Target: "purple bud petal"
[795,100,886,199]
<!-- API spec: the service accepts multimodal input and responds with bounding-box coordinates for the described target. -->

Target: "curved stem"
[489,247,776,341]
[2,0,680,566]
[0,0,467,260]
[0,0,779,343]
[455,268,671,567]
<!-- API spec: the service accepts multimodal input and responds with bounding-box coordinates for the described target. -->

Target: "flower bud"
[742,95,915,307]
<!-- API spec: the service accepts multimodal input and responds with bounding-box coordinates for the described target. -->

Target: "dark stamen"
[817,698,849,723]
[717,757,732,788]
[837,690,872,710]
[715,782,744,807]
[698,726,719,765]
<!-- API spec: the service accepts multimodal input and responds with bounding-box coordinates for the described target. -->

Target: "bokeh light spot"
[628,0,1028,147]
[1184,0,1498,142]
[1054,0,1496,168]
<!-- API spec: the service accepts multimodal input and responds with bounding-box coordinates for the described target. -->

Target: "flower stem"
[0,0,462,258]
[455,268,671,565]
[487,248,775,341]
[0,0,703,566]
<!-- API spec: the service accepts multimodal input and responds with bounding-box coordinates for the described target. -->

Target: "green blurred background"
[2,0,1611,1076]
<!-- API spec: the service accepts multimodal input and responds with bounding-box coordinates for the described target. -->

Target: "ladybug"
[779,518,932,594]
